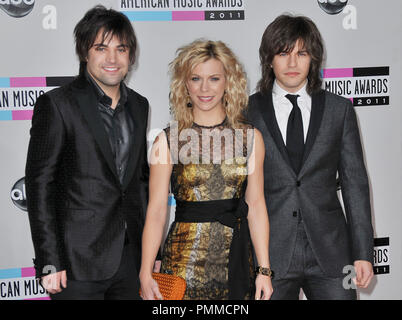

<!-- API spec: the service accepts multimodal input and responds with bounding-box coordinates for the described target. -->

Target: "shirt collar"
[272,79,310,101]
[85,69,128,110]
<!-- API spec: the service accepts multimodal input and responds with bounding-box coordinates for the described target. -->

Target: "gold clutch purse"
[140,273,186,300]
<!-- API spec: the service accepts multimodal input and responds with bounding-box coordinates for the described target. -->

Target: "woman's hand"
[140,273,163,300]
[254,274,273,300]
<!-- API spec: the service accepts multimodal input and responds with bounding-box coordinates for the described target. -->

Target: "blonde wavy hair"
[169,39,248,131]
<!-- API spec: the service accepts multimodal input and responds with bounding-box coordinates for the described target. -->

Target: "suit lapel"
[301,89,326,166]
[257,91,292,169]
[122,92,143,190]
[71,78,120,183]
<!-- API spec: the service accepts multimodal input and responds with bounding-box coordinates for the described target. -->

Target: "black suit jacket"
[25,76,149,281]
[247,89,374,278]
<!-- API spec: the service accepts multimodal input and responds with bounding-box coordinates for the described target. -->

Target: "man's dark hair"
[74,5,137,75]
[257,14,325,95]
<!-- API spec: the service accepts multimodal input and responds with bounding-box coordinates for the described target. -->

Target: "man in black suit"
[247,14,374,299]
[25,6,149,300]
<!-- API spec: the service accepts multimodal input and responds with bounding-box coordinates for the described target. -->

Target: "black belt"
[175,198,251,299]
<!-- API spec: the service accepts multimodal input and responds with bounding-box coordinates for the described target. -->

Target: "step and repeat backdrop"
[0,0,401,300]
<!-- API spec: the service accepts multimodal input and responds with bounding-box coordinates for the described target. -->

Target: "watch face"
[263,269,272,276]
[256,267,273,277]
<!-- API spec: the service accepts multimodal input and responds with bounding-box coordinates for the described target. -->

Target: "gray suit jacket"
[247,89,374,279]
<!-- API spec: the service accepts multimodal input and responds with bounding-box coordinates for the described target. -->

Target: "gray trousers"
[271,219,356,300]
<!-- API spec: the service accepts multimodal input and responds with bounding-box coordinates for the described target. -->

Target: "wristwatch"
[255,266,273,278]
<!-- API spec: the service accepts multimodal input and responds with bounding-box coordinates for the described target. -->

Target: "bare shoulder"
[253,127,264,143]
[153,130,168,145]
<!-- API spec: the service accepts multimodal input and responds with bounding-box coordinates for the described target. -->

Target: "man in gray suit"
[247,14,374,299]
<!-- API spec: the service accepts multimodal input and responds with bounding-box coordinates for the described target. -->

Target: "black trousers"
[271,219,356,300]
[50,239,140,300]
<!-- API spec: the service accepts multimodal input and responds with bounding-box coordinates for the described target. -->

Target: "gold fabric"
[161,119,255,300]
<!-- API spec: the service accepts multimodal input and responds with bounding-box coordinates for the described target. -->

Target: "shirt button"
[296,181,301,187]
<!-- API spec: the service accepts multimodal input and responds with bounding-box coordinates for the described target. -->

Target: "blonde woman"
[140,40,273,300]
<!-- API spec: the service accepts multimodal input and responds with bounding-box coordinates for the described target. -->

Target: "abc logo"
[10,177,27,212]
[0,0,34,3]
[0,0,35,18]
[317,0,348,15]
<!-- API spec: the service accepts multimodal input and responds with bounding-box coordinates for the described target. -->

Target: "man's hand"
[41,270,67,294]
[354,260,374,288]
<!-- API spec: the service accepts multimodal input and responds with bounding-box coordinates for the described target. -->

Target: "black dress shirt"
[85,71,134,185]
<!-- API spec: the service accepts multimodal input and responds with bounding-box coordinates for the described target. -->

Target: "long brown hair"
[257,14,325,95]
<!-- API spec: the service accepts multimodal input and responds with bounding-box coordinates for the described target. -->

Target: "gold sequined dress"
[160,118,255,300]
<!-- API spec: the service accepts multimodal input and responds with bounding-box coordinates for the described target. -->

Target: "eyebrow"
[92,43,129,48]
[298,49,309,53]
[190,73,224,76]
